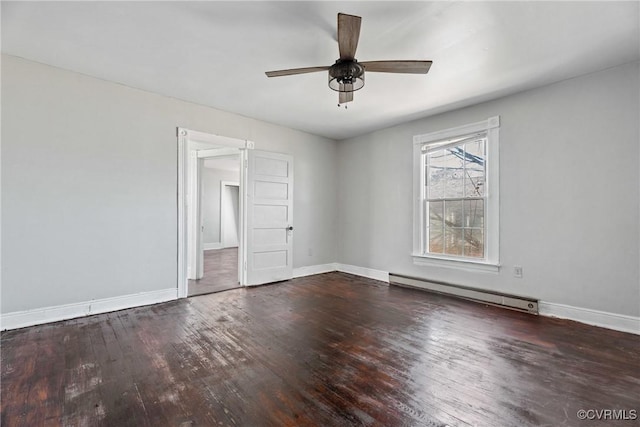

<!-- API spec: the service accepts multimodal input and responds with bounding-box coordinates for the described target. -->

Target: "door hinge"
[244,159,248,168]
[244,261,247,270]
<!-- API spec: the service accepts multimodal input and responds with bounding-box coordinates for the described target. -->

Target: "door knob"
[287,226,294,231]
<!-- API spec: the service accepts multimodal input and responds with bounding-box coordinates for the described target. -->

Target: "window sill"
[412,254,500,273]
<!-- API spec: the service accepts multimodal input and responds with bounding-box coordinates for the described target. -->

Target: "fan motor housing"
[328,60,365,92]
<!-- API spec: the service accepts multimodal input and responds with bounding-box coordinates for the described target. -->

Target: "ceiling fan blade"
[338,83,354,104]
[360,60,433,74]
[337,13,362,60]
[265,66,330,78]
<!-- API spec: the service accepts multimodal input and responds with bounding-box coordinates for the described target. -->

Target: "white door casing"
[177,127,252,298]
[245,150,294,286]
[187,152,202,280]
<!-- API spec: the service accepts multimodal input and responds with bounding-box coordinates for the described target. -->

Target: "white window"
[413,116,500,271]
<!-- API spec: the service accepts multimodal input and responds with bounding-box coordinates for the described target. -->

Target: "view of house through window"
[423,133,487,258]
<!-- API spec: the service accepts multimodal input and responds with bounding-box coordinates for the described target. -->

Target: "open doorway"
[178,128,295,298]
[188,156,241,297]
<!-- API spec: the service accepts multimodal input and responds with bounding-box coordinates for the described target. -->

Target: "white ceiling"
[2,1,638,140]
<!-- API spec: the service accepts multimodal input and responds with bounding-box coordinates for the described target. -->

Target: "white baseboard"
[8,266,634,337]
[293,263,338,278]
[204,242,223,250]
[539,302,640,335]
[1,288,178,331]
[335,263,389,283]
[330,263,639,335]
[291,262,390,283]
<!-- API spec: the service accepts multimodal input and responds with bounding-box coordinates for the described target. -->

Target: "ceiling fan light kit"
[328,60,365,93]
[265,13,432,106]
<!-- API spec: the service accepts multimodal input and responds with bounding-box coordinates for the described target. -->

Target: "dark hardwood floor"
[2,272,639,426]
[188,247,239,297]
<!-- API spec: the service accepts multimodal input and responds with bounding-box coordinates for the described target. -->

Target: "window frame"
[412,116,500,272]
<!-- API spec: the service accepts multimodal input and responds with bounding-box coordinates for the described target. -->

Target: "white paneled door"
[246,150,294,286]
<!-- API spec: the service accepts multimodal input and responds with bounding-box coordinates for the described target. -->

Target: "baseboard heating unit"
[389,273,539,314]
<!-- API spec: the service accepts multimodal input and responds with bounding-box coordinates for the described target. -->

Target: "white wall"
[1,54,339,313]
[201,167,238,247]
[337,61,640,318]
[3,53,638,326]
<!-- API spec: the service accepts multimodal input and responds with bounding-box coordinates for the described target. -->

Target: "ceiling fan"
[265,13,432,106]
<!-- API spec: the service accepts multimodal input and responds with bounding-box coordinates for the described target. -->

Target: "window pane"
[443,149,464,198]
[463,199,484,228]
[465,139,485,158]
[464,166,484,197]
[464,228,484,258]
[426,150,445,199]
[428,201,444,254]
[420,132,492,260]
[464,140,485,197]
[444,200,463,228]
[444,227,463,256]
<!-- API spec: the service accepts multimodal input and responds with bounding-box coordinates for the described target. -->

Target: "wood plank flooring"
[2,272,639,426]
[188,248,239,297]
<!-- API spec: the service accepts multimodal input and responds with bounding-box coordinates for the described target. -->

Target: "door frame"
[177,127,254,298]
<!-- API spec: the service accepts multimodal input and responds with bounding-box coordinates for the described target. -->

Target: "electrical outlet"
[514,266,523,278]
